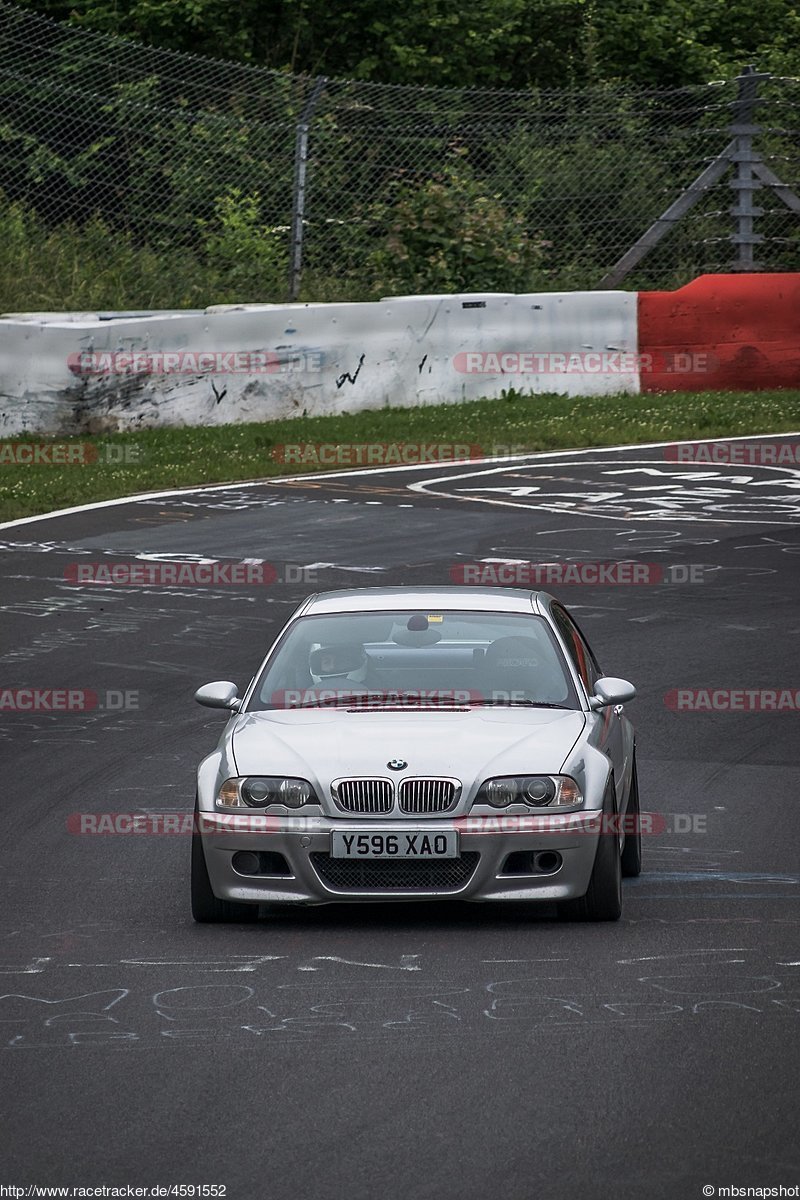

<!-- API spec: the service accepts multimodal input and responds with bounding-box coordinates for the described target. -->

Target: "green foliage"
[200,189,288,302]
[3,1,799,309]
[367,161,545,294]
[590,0,800,85]
[15,0,800,88]
[0,189,290,311]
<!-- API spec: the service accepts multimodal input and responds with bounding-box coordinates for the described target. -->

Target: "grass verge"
[1,388,799,522]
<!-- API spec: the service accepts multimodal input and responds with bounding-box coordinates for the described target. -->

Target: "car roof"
[299,587,551,616]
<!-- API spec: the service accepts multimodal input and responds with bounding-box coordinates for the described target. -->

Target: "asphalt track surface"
[2,437,799,1200]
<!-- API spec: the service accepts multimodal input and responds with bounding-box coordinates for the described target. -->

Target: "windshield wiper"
[463,699,569,709]
[284,693,434,709]
[276,694,570,711]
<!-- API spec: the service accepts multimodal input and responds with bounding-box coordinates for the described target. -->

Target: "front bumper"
[198,810,602,905]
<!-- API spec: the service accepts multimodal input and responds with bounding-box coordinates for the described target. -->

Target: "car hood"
[231,707,585,785]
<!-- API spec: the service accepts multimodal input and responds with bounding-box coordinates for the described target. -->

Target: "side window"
[551,605,602,693]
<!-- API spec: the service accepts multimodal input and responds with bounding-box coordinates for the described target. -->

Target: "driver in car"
[309,643,380,693]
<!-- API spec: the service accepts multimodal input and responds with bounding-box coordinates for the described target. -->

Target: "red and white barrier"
[0,275,796,434]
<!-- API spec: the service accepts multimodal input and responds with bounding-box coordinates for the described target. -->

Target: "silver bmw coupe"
[192,587,640,922]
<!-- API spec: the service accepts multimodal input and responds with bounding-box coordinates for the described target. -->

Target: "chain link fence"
[1,0,799,308]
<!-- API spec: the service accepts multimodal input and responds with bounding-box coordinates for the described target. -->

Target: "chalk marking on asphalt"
[0,958,52,975]
[296,955,422,972]
[616,949,750,963]
[406,457,800,526]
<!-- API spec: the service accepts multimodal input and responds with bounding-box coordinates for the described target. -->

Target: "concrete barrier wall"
[0,291,638,435]
[638,274,800,392]
[1,275,796,435]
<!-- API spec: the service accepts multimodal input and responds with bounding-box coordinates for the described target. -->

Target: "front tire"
[621,756,642,878]
[558,780,622,921]
[191,799,259,923]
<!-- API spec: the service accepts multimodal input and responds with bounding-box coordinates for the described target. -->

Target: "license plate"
[331,830,458,859]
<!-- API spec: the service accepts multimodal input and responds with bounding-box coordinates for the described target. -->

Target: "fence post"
[729,64,768,271]
[596,64,800,288]
[288,75,327,303]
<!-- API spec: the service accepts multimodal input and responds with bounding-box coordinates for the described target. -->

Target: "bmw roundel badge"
[387,759,407,771]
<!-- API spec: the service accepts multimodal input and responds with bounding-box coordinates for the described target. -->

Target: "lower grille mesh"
[310,852,479,891]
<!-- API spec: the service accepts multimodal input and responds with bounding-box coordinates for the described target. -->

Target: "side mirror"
[589,677,636,709]
[194,681,241,711]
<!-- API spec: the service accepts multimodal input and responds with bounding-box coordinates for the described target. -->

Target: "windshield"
[246,609,580,711]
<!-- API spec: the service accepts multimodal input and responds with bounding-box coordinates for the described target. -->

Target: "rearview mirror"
[194,681,241,711]
[589,677,636,709]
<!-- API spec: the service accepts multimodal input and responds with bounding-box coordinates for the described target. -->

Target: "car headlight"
[216,776,320,809]
[475,775,583,809]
